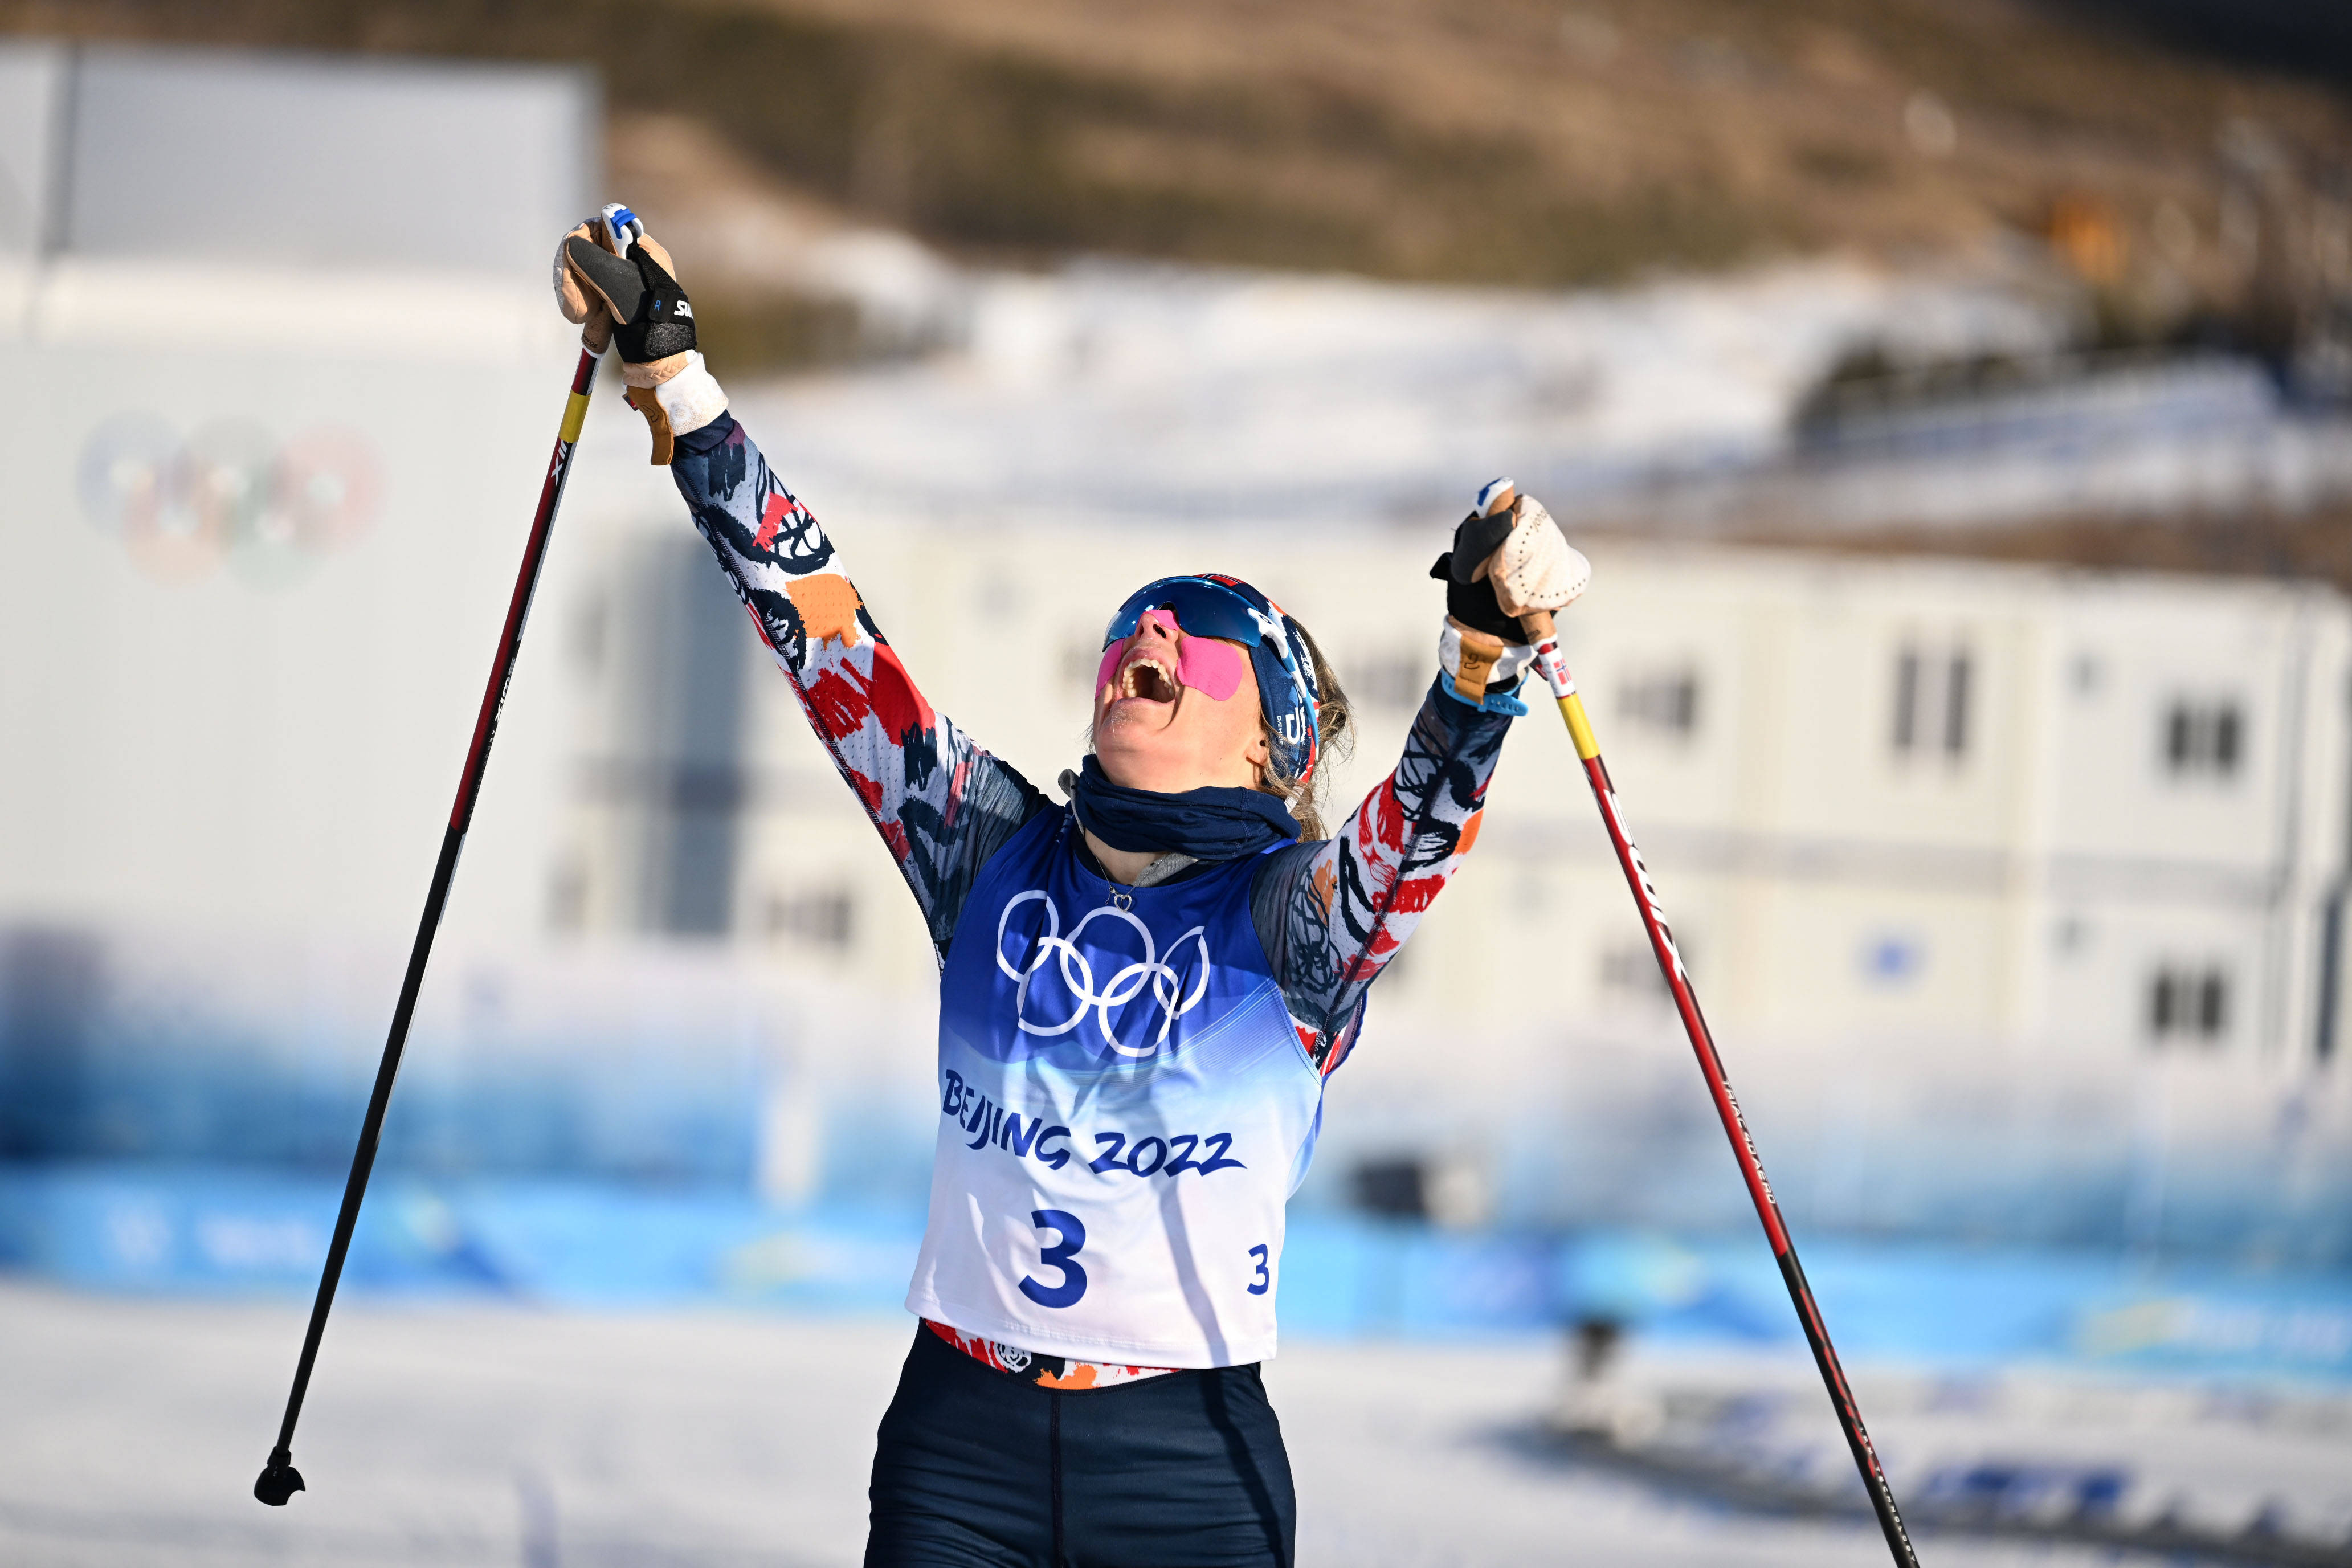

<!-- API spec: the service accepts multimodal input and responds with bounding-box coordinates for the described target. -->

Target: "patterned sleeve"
[1252,679,1514,1074]
[669,414,1048,956]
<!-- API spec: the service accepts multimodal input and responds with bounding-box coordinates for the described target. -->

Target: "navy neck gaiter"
[1068,755,1301,861]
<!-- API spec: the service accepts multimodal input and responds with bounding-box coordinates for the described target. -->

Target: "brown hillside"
[5,0,2347,295]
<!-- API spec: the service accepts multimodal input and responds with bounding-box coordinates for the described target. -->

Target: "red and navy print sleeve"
[670,415,1049,956]
[1251,681,1512,1075]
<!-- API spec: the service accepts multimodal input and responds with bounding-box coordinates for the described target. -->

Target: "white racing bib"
[904,811,1326,1368]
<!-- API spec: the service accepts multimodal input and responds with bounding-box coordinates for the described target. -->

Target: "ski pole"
[1488,489,1920,1565]
[251,338,605,1508]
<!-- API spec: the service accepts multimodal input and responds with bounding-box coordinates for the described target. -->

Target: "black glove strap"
[564,237,699,363]
[1447,508,1515,583]
[624,244,697,362]
[1430,507,1530,644]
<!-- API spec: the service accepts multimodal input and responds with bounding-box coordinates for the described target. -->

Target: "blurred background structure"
[5,4,2352,1564]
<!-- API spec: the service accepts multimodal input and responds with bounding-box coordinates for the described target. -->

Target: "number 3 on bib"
[1019,1209,1088,1308]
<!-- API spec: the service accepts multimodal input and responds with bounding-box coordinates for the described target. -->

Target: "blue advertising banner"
[5,1162,2348,1382]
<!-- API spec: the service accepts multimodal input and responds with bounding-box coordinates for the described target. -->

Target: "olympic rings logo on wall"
[77,414,383,589]
[994,889,1211,1057]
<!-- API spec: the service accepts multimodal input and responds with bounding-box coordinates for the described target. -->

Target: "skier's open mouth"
[1116,649,1179,705]
[1095,613,1247,715]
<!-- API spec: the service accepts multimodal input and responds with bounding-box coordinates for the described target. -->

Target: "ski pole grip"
[1472,479,1565,651]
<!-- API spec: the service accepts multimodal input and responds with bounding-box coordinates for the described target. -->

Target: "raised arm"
[1253,483,1588,1071]
[1252,683,1511,1071]
[670,415,1047,955]
[553,211,1045,954]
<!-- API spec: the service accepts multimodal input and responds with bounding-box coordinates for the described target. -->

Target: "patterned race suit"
[668,414,1513,1077]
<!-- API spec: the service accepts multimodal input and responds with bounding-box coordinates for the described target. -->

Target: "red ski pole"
[252,339,603,1507]
[1492,489,1921,1565]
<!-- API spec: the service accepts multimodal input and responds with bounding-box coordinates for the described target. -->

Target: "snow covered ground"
[736,256,2073,536]
[6,1282,2339,1568]
[731,250,2352,539]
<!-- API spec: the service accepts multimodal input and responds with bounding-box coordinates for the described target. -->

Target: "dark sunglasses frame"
[1101,577,1277,652]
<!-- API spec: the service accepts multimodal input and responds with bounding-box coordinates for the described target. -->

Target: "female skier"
[558,213,1589,1567]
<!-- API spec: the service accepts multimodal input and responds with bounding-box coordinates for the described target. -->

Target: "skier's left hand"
[1475,484,1590,622]
[1430,480,1591,644]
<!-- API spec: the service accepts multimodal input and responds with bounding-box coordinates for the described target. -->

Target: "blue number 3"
[1019,1209,1088,1309]
[1247,1243,1269,1295]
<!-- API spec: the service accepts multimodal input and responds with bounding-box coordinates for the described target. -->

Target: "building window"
[1892,642,1971,760]
[1945,651,1971,756]
[2161,697,2244,778]
[1600,944,1658,995]
[546,856,589,934]
[1619,667,1701,737]
[1600,936,1691,999]
[2147,964,2228,1044]
[767,888,855,950]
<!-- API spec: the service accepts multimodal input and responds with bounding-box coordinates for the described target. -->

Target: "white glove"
[1475,482,1590,619]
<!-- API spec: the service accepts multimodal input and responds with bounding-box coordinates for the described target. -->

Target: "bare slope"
[6,0,2347,291]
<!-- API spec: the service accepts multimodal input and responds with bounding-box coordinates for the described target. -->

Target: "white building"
[544,507,2352,1241]
[556,522,2352,1058]
[0,43,721,1173]
[0,41,602,953]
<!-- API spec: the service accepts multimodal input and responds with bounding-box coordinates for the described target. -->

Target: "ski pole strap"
[1448,622,1506,700]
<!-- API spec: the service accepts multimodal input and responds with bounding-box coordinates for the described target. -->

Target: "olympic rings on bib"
[994,890,1211,1057]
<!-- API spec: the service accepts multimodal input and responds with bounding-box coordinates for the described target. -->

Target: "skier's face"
[1093,609,1269,794]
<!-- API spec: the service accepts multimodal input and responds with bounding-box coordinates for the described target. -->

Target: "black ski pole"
[252,339,603,1506]
[1463,483,1921,1565]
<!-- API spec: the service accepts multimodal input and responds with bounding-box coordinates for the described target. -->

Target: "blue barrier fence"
[6,1161,2347,1382]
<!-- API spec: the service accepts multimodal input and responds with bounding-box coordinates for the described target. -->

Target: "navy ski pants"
[865,1325,1297,1567]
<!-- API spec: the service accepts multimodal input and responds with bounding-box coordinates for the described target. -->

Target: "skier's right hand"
[557,220,696,369]
[550,205,728,466]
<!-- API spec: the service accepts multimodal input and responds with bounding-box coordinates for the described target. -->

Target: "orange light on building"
[2045,194,2127,284]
